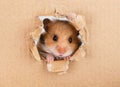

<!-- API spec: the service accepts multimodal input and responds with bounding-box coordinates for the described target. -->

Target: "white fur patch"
[41,27,45,34]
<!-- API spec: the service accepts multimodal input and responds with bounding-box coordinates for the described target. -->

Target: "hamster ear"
[43,18,51,31]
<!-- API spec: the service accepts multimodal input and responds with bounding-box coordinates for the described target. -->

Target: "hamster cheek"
[45,40,58,53]
[70,43,78,52]
[46,39,56,47]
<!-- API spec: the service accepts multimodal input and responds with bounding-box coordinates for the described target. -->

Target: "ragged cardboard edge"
[30,28,41,61]
[30,12,88,73]
[47,60,69,72]
[30,44,41,61]
[38,16,68,21]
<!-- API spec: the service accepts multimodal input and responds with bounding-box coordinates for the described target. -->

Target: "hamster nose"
[57,47,66,55]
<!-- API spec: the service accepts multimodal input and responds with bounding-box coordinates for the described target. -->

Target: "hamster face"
[39,19,82,58]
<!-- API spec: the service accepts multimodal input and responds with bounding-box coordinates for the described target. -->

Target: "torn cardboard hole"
[30,12,88,73]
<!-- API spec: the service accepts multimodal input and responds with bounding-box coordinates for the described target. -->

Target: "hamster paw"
[64,56,70,61]
[46,54,54,63]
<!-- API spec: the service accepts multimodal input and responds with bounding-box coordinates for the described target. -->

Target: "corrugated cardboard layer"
[0,0,120,87]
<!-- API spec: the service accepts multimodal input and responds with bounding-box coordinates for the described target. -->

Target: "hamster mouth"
[48,47,73,59]
[55,54,71,58]
[51,51,73,60]
[54,55,71,60]
[53,50,73,58]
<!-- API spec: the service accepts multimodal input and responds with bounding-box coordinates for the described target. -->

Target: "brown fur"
[46,20,80,52]
[37,19,82,59]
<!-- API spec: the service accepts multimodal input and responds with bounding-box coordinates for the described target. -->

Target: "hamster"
[37,18,82,63]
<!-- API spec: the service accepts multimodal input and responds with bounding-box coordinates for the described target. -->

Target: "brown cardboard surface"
[0,0,120,87]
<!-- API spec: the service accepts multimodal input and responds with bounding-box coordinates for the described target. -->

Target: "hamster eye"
[68,37,72,43]
[53,35,58,41]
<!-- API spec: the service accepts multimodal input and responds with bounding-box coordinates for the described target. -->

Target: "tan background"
[0,0,120,87]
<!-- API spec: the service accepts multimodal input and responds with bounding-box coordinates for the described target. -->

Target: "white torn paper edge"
[38,16,68,21]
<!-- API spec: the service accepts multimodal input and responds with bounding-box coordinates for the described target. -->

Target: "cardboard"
[0,0,120,87]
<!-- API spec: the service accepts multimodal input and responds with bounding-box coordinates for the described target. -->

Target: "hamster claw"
[64,56,70,61]
[46,54,54,63]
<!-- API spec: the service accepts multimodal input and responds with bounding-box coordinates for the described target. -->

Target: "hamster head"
[40,18,82,58]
